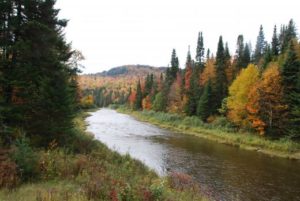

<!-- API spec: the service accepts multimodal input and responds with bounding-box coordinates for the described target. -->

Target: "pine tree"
[271,25,280,57]
[0,0,79,146]
[197,80,212,121]
[280,19,297,53]
[254,25,266,65]
[170,49,179,79]
[262,44,273,69]
[235,35,245,68]
[134,80,143,110]
[214,36,228,113]
[281,42,300,137]
[196,32,205,65]
[185,68,200,116]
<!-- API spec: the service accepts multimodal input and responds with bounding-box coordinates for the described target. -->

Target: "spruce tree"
[197,80,212,121]
[185,68,200,116]
[262,44,273,69]
[134,80,143,110]
[280,19,297,53]
[214,36,228,113]
[271,25,280,57]
[196,32,205,65]
[281,42,300,137]
[170,49,179,79]
[0,0,79,146]
[254,25,266,64]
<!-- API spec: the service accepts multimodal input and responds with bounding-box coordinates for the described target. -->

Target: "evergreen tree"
[197,80,212,121]
[242,43,251,68]
[185,68,200,116]
[134,80,143,110]
[271,25,280,57]
[144,74,153,97]
[281,42,300,137]
[214,36,228,113]
[236,35,245,68]
[196,32,205,65]
[254,25,266,64]
[206,49,211,60]
[170,49,179,79]
[262,44,273,69]
[280,19,297,53]
[0,0,79,146]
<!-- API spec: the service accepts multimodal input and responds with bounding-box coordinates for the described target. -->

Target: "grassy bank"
[0,111,209,201]
[117,107,300,160]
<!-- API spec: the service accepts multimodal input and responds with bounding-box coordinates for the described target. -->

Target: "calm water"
[86,109,300,201]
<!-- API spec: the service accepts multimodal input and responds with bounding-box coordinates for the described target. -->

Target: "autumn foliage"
[227,64,260,127]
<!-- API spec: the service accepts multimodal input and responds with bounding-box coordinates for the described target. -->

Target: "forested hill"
[78,65,166,107]
[94,65,166,77]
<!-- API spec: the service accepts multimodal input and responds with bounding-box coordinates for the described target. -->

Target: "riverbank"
[0,111,209,201]
[117,107,300,160]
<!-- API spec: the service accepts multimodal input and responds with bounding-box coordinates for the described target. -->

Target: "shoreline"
[116,108,300,160]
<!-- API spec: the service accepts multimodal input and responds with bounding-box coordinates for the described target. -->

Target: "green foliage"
[197,80,212,121]
[281,42,300,137]
[271,25,280,57]
[11,137,39,181]
[134,80,143,110]
[214,36,228,112]
[170,49,179,79]
[185,68,201,116]
[0,0,79,147]
[254,25,266,64]
[152,92,167,111]
[196,32,205,65]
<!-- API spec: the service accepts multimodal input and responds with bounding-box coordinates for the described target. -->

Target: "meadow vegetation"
[0,112,209,201]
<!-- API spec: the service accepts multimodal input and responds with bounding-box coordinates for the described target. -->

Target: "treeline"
[0,0,80,147]
[128,20,300,138]
[80,87,129,108]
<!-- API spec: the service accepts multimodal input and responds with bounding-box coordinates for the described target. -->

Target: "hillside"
[78,65,166,107]
[79,65,166,90]
[95,64,166,77]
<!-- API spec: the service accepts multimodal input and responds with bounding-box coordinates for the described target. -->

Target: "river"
[86,108,300,201]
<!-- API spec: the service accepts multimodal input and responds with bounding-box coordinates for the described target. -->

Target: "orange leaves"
[167,73,184,113]
[199,58,216,86]
[247,63,288,135]
[142,95,152,110]
[128,91,136,108]
[184,66,192,90]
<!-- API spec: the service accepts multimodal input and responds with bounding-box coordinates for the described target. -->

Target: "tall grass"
[0,110,209,201]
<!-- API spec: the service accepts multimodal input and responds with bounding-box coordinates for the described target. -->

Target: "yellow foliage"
[200,58,216,86]
[80,95,94,107]
[247,63,288,135]
[227,64,260,127]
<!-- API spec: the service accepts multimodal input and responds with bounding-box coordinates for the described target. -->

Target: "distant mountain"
[93,65,166,77]
[79,65,167,90]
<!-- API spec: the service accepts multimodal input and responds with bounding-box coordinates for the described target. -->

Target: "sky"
[55,0,300,74]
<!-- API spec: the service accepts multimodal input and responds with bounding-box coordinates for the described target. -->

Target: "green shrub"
[182,116,204,127]
[11,137,39,182]
[210,116,236,132]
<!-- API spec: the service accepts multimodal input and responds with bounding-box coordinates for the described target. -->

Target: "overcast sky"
[56,0,300,74]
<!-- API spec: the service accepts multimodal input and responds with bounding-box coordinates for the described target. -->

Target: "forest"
[82,20,300,139]
[0,1,210,200]
[0,0,300,200]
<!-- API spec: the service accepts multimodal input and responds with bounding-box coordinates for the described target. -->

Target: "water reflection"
[86,109,300,201]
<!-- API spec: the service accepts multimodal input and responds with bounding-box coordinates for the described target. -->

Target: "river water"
[86,108,300,201]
